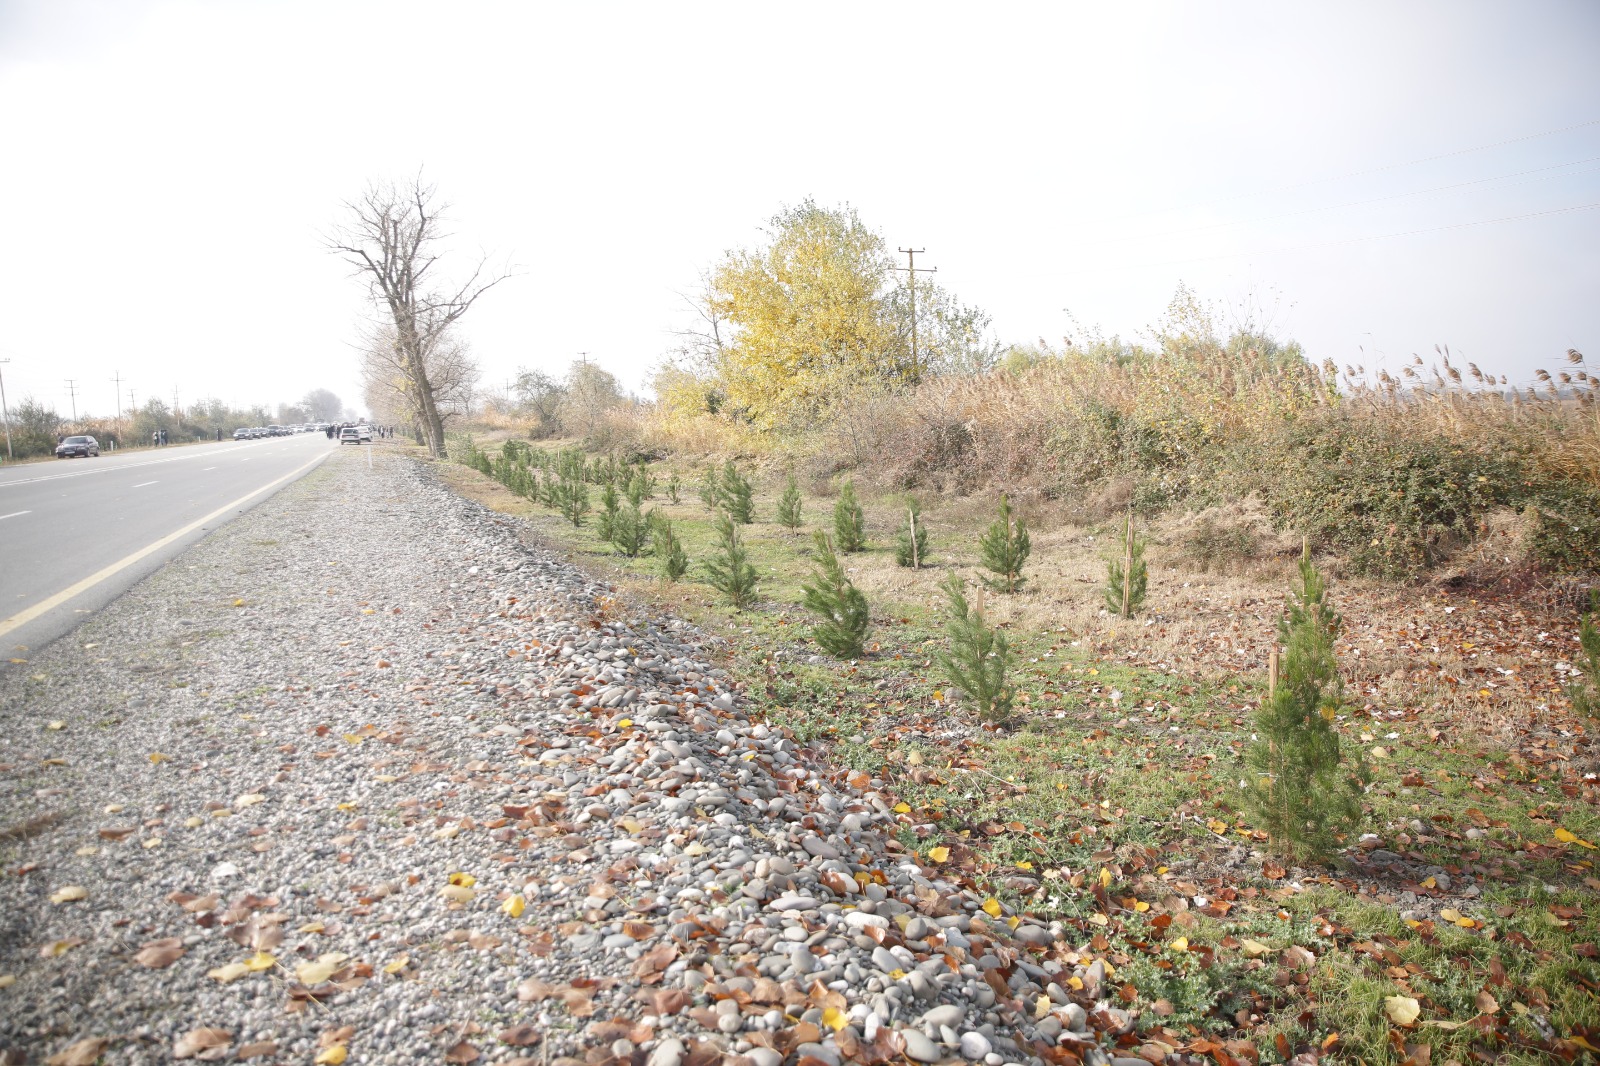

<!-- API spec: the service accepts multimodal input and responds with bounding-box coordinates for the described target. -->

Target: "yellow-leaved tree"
[708,200,905,430]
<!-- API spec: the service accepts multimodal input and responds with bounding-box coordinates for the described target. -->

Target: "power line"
[894,248,937,381]
[111,369,122,420]
[1113,116,1600,223]
[1053,200,1600,278]
[64,379,78,422]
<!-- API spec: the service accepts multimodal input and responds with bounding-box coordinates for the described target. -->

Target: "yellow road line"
[0,451,329,640]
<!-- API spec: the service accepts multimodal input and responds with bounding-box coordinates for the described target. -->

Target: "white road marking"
[132,481,158,488]
[0,510,32,521]
[202,467,217,471]
[0,437,290,489]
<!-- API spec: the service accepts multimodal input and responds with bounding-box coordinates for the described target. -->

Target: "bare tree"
[328,177,509,457]
[360,322,478,443]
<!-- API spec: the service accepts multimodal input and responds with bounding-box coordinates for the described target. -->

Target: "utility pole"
[895,248,937,382]
[0,358,12,461]
[578,351,589,367]
[65,379,79,422]
[172,386,181,428]
[112,369,123,420]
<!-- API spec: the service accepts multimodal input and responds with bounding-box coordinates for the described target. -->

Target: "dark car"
[55,435,100,459]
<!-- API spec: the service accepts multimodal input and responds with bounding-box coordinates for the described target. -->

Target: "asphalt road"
[0,433,340,671]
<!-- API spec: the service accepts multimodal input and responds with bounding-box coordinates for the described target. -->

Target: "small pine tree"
[776,473,804,531]
[703,510,759,608]
[895,500,930,568]
[596,481,621,542]
[666,472,682,504]
[935,574,1015,723]
[978,495,1030,593]
[833,481,867,552]
[625,470,648,507]
[801,531,871,658]
[1568,592,1600,717]
[653,516,689,581]
[557,477,589,526]
[1104,510,1149,617]
[1241,549,1368,863]
[610,502,650,557]
[721,461,755,524]
[698,467,722,509]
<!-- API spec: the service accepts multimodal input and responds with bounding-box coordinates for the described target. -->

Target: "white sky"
[1,0,1596,420]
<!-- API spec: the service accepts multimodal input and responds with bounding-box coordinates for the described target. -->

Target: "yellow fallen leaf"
[299,921,326,934]
[1440,908,1463,923]
[383,954,409,975]
[1088,913,1108,925]
[617,718,633,729]
[501,894,526,919]
[1455,916,1476,928]
[211,809,231,819]
[906,750,924,766]
[1067,975,1084,990]
[1239,938,1270,958]
[235,794,266,808]
[142,837,163,849]
[47,720,65,731]
[244,952,276,972]
[1370,746,1389,759]
[888,968,907,980]
[375,774,397,783]
[439,884,476,903]
[232,599,246,607]
[1099,867,1112,889]
[1015,861,1034,870]
[49,886,87,904]
[1555,827,1597,848]
[1034,995,1051,1019]
[148,752,170,764]
[184,817,203,828]
[682,842,707,857]
[207,962,250,983]
[982,898,1002,918]
[927,846,950,863]
[822,1007,848,1032]
[315,1046,348,1065]
[1384,995,1421,1025]
[1132,900,1150,912]
[104,804,124,814]
[1420,876,1436,889]
[342,734,363,745]
[448,872,477,888]
[295,953,349,985]
[892,803,910,814]
[1169,936,1189,952]
[0,974,15,989]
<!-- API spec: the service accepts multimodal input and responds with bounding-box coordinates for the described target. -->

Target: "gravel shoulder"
[0,448,1136,1066]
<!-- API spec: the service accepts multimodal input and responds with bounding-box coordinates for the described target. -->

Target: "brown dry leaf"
[444,1042,481,1063]
[182,894,220,914]
[319,1027,356,1048]
[206,963,250,984]
[632,942,677,977]
[295,953,350,985]
[48,886,87,905]
[236,1042,278,1060]
[173,1027,232,1060]
[516,977,555,1002]
[45,1037,109,1066]
[651,987,690,1015]
[98,826,136,841]
[1384,996,1422,1025]
[1474,990,1500,1015]
[497,1025,541,1047]
[133,938,186,969]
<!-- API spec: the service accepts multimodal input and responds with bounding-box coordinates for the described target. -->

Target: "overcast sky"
[1,0,1596,420]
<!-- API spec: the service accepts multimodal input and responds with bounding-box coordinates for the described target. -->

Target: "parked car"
[55,435,100,458]
[339,427,361,445]
[233,428,250,440]
[356,425,373,442]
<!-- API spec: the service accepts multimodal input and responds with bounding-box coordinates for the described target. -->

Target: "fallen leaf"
[236,1042,278,1060]
[982,898,1002,918]
[927,846,950,863]
[234,794,266,808]
[134,938,186,968]
[444,1042,480,1063]
[1385,996,1421,1025]
[207,963,250,984]
[45,1037,109,1066]
[822,1007,848,1032]
[244,951,277,972]
[448,872,477,888]
[313,1046,347,1065]
[498,1025,540,1047]
[295,953,350,985]
[148,753,170,764]
[383,954,409,975]
[1239,938,1270,958]
[173,1027,231,1060]
[501,894,525,918]
[439,885,476,903]
[49,886,87,904]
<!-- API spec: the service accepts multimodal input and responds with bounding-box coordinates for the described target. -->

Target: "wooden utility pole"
[64,379,78,422]
[111,369,122,420]
[895,248,936,382]
[0,358,12,461]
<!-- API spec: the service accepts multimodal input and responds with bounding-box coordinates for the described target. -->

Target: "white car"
[338,427,361,445]
[356,425,373,442]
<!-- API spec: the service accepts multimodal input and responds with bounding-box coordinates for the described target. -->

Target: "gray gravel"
[0,448,1134,1065]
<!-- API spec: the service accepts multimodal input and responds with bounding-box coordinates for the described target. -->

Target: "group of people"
[150,429,169,446]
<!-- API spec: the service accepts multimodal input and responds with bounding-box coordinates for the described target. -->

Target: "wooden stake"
[1268,647,1280,699]
[909,506,920,570]
[1121,509,1134,619]
[975,584,985,621]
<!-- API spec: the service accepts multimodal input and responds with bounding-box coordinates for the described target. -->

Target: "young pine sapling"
[703,510,759,608]
[895,500,930,568]
[935,574,1015,723]
[1104,510,1149,617]
[833,481,867,552]
[801,531,871,658]
[978,495,1030,593]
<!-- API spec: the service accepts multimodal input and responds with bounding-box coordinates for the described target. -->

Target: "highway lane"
[0,433,340,671]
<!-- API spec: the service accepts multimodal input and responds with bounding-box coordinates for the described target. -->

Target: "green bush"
[1248,418,1517,581]
[833,481,866,552]
[1526,484,1600,574]
[1568,592,1600,718]
[1241,550,1367,862]
[704,510,759,608]
[776,473,803,531]
[894,500,929,568]
[801,531,871,658]
[979,494,1030,593]
[935,574,1014,723]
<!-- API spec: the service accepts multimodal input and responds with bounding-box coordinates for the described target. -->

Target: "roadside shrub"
[653,516,689,580]
[833,481,866,552]
[1104,511,1149,617]
[979,494,1030,593]
[776,473,803,530]
[802,532,871,658]
[1247,415,1518,581]
[1525,484,1600,574]
[704,510,759,608]
[1180,510,1261,573]
[721,461,755,523]
[935,574,1014,723]
[894,499,929,568]
[1241,549,1368,862]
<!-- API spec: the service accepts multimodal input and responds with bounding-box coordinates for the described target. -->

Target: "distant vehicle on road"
[357,425,373,442]
[339,427,362,445]
[55,435,101,459]
[233,428,250,440]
